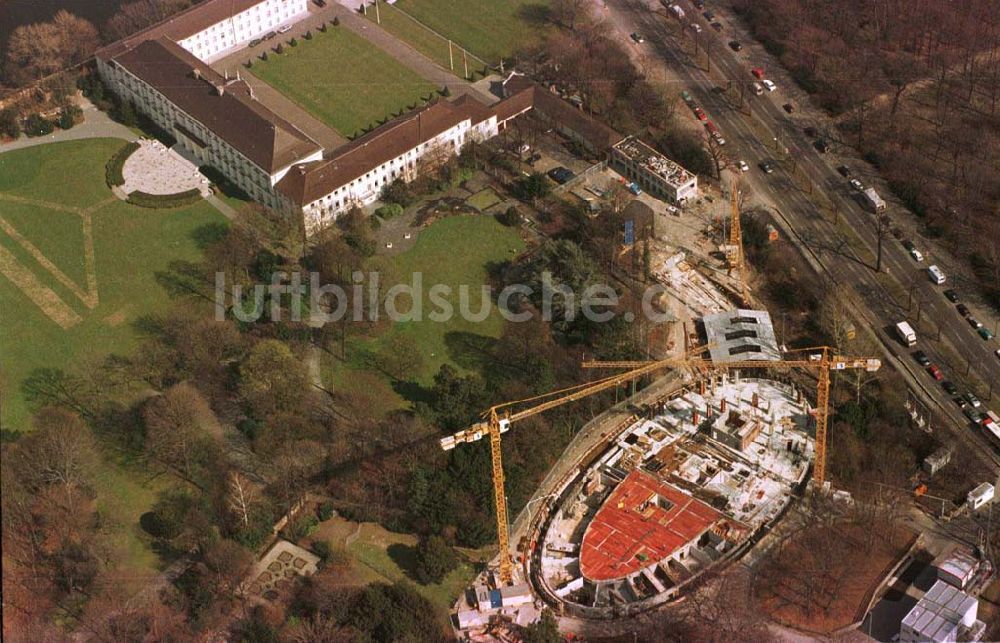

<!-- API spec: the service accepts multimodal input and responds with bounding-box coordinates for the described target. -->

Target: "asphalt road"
[607,0,1000,470]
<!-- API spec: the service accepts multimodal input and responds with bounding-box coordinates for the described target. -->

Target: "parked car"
[249,37,263,47]
[927,364,944,381]
[762,79,777,91]
[943,289,959,302]
[910,248,924,262]
[967,316,983,329]
[751,67,765,79]
[703,10,715,19]
[751,82,764,95]
[979,327,995,340]
[759,161,774,174]
[957,303,970,316]
[849,178,864,191]
[314,0,326,5]
[690,23,702,33]
[729,40,743,51]
[547,166,575,184]
[783,103,795,113]
[694,107,708,121]
[837,165,851,177]
[965,393,982,408]
[264,31,277,40]
[630,32,645,43]
[913,350,930,366]
[711,21,723,31]
[965,407,985,423]
[942,381,958,395]
[277,24,292,34]
[902,239,915,251]
[805,127,818,138]
[737,160,749,172]
[814,138,829,153]
[995,348,1000,360]
[693,0,705,8]
[681,90,693,103]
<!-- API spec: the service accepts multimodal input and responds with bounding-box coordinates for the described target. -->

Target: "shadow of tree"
[443,331,500,372]
[391,379,434,405]
[518,3,551,26]
[387,542,420,581]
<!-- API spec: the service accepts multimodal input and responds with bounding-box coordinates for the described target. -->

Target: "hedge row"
[106,141,140,188]
[126,188,203,209]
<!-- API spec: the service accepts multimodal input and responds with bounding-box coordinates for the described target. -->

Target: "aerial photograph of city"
[1,0,999,640]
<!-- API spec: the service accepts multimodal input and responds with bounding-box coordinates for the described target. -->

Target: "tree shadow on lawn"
[189,221,230,250]
[392,379,434,406]
[387,542,421,582]
[443,331,500,372]
[518,3,551,26]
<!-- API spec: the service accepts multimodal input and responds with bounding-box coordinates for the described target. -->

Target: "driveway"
[0,94,136,155]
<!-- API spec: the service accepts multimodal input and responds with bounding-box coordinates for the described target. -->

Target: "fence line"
[372,1,491,69]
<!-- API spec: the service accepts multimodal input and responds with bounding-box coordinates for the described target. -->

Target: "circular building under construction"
[530,375,815,617]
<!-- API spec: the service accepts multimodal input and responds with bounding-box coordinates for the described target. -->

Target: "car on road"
[995,348,1000,360]
[902,239,915,251]
[711,21,723,31]
[804,126,818,138]
[913,350,930,366]
[751,67,765,80]
[942,381,958,395]
[965,407,985,423]
[547,166,575,184]
[681,90,694,104]
[729,40,743,51]
[277,24,292,34]
[814,138,829,152]
[783,103,795,113]
[910,248,924,262]
[762,79,777,91]
[957,303,970,316]
[690,23,702,33]
[967,316,983,329]
[694,107,708,121]
[965,393,982,408]
[979,327,995,340]
[314,0,326,5]
[927,364,944,381]
[849,178,864,191]
[751,82,764,95]
[693,0,705,7]
[737,160,750,172]
[837,165,851,177]
[759,161,775,174]
[943,289,959,302]
[630,32,645,43]
[703,10,715,19]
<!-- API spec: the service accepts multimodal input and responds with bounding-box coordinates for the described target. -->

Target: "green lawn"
[323,214,524,414]
[252,27,438,138]
[0,138,122,209]
[364,3,470,76]
[1,201,88,287]
[377,0,550,64]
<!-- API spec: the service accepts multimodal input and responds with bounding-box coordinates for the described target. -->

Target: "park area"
[323,213,524,416]
[366,0,550,67]
[251,26,438,138]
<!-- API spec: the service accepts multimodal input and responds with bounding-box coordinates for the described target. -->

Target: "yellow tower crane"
[724,180,752,307]
[582,346,881,486]
[439,352,707,585]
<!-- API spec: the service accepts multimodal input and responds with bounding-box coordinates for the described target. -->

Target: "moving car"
[751,67,765,80]
[711,21,723,31]
[814,138,829,152]
[995,348,1000,360]
[910,248,924,262]
[762,79,777,91]
[942,381,958,395]
[783,103,795,113]
[694,107,708,121]
[957,303,970,316]
[913,350,930,366]
[927,364,943,381]
[979,327,995,340]
[837,165,851,177]
[902,239,915,251]
[729,40,743,51]
[690,23,702,33]
[681,90,694,104]
[967,316,983,329]
[737,160,749,172]
[849,178,864,191]
[805,127,818,138]
[630,32,645,43]
[965,393,982,408]
[703,10,715,19]
[943,289,959,302]
[759,161,775,174]
[547,166,575,184]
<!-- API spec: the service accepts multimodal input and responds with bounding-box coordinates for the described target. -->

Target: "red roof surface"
[579,471,722,582]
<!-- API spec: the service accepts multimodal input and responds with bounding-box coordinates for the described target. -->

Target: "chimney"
[692,409,700,425]
[752,392,759,408]
[720,399,727,414]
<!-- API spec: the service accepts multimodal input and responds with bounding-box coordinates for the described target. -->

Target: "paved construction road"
[606,0,1000,472]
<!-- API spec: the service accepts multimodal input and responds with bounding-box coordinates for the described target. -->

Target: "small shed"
[500,583,533,608]
[937,550,979,590]
[923,447,952,476]
[968,482,994,511]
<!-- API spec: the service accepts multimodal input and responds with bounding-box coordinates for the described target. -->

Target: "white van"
[927,264,946,285]
[751,82,763,95]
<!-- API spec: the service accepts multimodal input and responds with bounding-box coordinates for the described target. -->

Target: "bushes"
[317,501,335,521]
[496,206,520,227]
[106,141,140,187]
[375,203,403,219]
[312,540,332,560]
[413,535,459,585]
[58,104,82,130]
[24,113,55,137]
[126,188,203,209]
[0,108,20,139]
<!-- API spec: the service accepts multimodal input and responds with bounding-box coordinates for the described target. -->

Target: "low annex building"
[610,137,699,205]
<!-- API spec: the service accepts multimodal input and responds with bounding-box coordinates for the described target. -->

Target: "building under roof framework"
[701,309,781,364]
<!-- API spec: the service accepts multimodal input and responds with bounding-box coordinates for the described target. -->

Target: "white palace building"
[95,0,696,234]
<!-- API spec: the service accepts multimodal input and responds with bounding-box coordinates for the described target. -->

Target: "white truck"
[861,187,886,213]
[895,321,917,347]
[665,2,685,19]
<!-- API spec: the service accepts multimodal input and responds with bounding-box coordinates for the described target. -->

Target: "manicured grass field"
[380,0,550,64]
[252,27,438,138]
[0,139,225,577]
[323,214,524,414]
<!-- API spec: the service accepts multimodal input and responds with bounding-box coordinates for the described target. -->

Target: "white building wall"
[178,0,309,63]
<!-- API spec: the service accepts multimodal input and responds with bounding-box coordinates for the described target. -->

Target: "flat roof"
[612,136,695,188]
[579,470,722,582]
[702,309,781,363]
[902,580,977,640]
